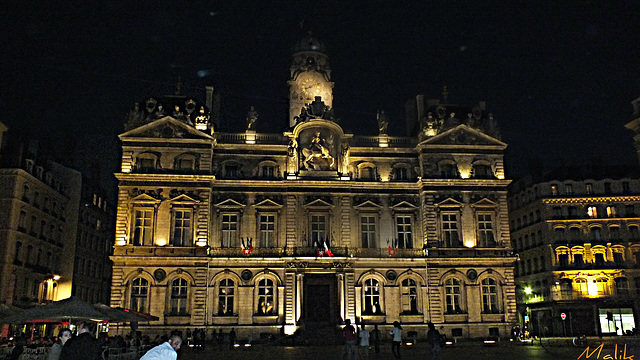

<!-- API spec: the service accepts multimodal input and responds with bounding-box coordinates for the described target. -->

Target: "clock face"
[300,76,324,102]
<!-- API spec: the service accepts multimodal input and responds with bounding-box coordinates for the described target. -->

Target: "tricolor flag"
[387,238,398,255]
[241,238,254,255]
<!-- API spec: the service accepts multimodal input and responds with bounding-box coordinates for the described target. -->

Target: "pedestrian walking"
[370,325,381,353]
[358,325,370,359]
[390,321,402,359]
[426,322,443,360]
[229,328,236,349]
[342,319,356,360]
[140,335,182,360]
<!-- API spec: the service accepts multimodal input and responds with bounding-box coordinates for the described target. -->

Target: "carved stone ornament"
[386,270,397,281]
[154,269,166,281]
[241,269,253,281]
[466,269,478,281]
[286,262,309,268]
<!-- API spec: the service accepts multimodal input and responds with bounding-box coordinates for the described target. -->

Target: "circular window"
[466,269,478,281]
[386,270,397,281]
[153,269,166,281]
[241,270,253,281]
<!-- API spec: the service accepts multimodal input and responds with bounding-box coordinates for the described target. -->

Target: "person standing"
[228,328,236,349]
[342,319,356,360]
[390,321,402,359]
[370,325,381,353]
[358,325,370,359]
[59,321,102,360]
[139,335,182,360]
[426,322,443,360]
[47,328,72,360]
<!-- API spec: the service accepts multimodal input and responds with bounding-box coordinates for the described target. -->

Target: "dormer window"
[262,165,275,178]
[174,153,197,171]
[472,163,493,179]
[393,167,408,181]
[440,162,458,179]
[137,153,158,171]
[224,164,239,178]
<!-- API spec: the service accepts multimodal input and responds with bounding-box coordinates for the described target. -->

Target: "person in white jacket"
[140,335,182,360]
[390,321,402,359]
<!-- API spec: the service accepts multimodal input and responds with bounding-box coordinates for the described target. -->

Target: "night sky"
[2,2,640,200]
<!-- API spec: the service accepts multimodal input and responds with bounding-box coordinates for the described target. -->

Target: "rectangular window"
[613,252,624,265]
[310,214,327,247]
[564,184,573,195]
[588,206,598,219]
[221,214,238,248]
[170,279,188,315]
[360,215,377,248]
[551,185,559,196]
[477,213,496,247]
[604,182,612,194]
[262,166,275,178]
[259,213,275,247]
[574,253,584,266]
[623,181,630,193]
[607,206,617,218]
[218,279,235,315]
[132,208,154,246]
[396,215,413,249]
[171,209,192,246]
[585,183,593,194]
[626,205,636,217]
[442,213,461,247]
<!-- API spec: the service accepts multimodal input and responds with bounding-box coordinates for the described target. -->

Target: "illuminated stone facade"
[110,35,517,340]
[509,167,640,336]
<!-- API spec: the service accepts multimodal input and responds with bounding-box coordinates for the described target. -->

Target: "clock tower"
[288,34,334,127]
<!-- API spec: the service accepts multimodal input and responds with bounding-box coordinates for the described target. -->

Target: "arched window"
[400,279,419,315]
[444,278,463,314]
[170,278,188,315]
[130,278,149,313]
[481,278,500,313]
[362,278,382,315]
[256,278,275,315]
[217,279,235,315]
[393,166,410,181]
[574,278,588,297]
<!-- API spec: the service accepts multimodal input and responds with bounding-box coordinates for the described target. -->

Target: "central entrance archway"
[303,274,339,327]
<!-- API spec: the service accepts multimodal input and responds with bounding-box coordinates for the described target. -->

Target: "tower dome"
[292,33,327,54]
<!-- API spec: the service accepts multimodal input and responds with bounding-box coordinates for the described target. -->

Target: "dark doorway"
[303,274,338,326]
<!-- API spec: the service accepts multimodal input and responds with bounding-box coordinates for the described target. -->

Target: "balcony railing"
[113,245,512,258]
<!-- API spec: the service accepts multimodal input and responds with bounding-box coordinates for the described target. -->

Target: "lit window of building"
[445,278,463,314]
[585,183,593,194]
[481,278,499,313]
[360,215,377,248]
[132,208,154,246]
[588,206,598,218]
[400,278,419,314]
[477,213,496,247]
[130,278,149,313]
[256,278,275,315]
[564,184,573,195]
[362,278,382,315]
[442,213,461,247]
[170,278,188,315]
[221,214,238,248]
[259,214,276,248]
[551,185,558,196]
[395,215,412,249]
[171,209,192,246]
[218,279,235,315]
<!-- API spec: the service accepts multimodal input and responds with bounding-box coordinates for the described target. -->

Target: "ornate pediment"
[418,124,505,147]
[390,201,418,210]
[435,197,464,208]
[119,116,214,140]
[129,193,162,204]
[168,193,200,204]
[354,200,383,210]
[470,198,498,208]
[214,198,245,209]
[303,198,334,208]
[254,198,283,209]
[129,188,163,201]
